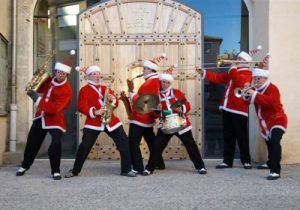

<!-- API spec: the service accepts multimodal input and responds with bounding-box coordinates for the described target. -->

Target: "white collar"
[87,80,100,86]
[51,77,67,86]
[144,72,158,80]
[256,80,270,91]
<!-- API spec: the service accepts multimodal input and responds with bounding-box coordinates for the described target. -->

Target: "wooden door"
[78,0,203,160]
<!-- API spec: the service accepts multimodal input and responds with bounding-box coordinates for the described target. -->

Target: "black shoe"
[155,165,166,170]
[64,170,78,178]
[257,163,270,170]
[198,168,207,175]
[16,167,27,176]
[267,172,280,180]
[121,170,137,177]
[216,163,231,169]
[243,163,252,169]
[142,169,153,176]
[53,173,62,180]
[131,169,143,175]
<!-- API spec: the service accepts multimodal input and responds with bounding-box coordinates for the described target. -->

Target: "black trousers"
[129,124,165,172]
[21,118,63,174]
[222,110,251,166]
[146,129,205,172]
[72,126,132,174]
[265,128,284,174]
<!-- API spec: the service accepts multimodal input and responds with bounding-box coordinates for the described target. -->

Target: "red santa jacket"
[158,88,192,135]
[129,73,160,127]
[77,82,122,132]
[34,77,72,132]
[203,66,252,116]
[245,81,287,139]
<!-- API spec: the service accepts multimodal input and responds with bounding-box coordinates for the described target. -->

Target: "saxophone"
[25,51,55,92]
[101,83,114,124]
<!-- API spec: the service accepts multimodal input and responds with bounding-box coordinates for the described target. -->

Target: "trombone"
[217,56,259,68]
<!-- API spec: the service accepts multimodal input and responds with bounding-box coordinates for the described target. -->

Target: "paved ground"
[0,159,300,210]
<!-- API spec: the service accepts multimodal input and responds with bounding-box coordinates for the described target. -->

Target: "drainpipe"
[9,0,17,152]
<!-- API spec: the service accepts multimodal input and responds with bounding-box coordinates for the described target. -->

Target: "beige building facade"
[0,0,299,165]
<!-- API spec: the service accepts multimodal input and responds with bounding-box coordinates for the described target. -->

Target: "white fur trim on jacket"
[89,107,96,118]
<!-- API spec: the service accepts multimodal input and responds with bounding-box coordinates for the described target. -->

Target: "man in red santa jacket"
[64,65,136,178]
[199,51,253,169]
[128,55,165,174]
[16,57,73,180]
[244,63,287,180]
[142,71,207,175]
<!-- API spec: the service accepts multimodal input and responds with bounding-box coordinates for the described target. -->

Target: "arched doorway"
[78,0,203,160]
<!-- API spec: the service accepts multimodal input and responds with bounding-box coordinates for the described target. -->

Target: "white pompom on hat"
[143,53,166,71]
[55,50,76,74]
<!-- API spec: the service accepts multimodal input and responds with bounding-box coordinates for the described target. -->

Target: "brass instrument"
[234,85,256,98]
[101,83,114,124]
[25,51,55,92]
[126,73,144,92]
[119,91,132,118]
[217,56,259,68]
[119,73,144,118]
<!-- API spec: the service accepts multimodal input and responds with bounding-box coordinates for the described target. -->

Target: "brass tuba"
[101,83,114,124]
[119,73,144,118]
[25,50,56,92]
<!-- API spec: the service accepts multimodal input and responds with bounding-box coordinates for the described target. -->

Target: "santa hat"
[76,65,101,75]
[143,53,166,71]
[54,50,76,74]
[237,45,262,62]
[249,45,262,57]
[253,53,271,77]
[159,64,177,83]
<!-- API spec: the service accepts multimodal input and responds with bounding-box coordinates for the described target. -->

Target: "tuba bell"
[25,51,56,92]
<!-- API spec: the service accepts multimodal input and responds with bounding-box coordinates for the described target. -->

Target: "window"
[0,34,8,115]
[204,43,212,54]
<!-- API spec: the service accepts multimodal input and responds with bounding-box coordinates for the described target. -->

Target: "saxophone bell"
[25,51,56,92]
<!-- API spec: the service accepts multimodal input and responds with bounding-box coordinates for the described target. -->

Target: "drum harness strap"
[160,89,176,114]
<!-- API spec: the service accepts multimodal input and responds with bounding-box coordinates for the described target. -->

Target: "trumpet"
[234,85,256,98]
[217,57,259,68]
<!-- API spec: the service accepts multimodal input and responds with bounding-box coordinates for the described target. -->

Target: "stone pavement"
[0,159,300,210]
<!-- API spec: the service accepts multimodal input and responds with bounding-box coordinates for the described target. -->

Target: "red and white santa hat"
[237,45,262,62]
[54,50,76,74]
[159,64,177,83]
[75,65,101,75]
[143,53,166,71]
[253,53,271,77]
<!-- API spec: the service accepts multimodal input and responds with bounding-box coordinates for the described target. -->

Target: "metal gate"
[78,0,203,160]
